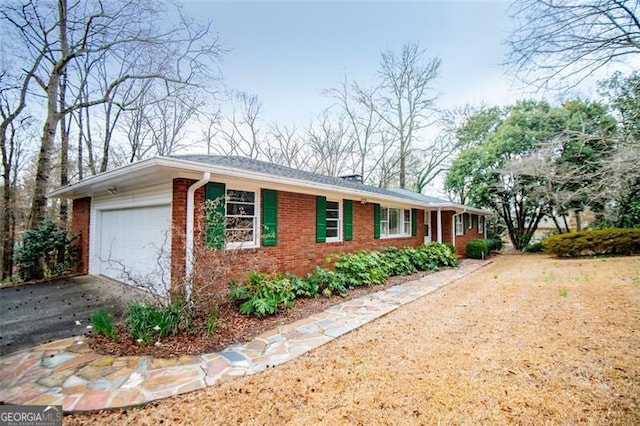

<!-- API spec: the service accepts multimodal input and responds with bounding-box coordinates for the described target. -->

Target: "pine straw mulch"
[68,254,640,425]
[88,270,438,358]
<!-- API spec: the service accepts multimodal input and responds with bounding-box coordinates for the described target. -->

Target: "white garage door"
[96,205,171,297]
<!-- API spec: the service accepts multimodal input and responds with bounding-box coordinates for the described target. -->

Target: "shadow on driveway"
[0,275,143,356]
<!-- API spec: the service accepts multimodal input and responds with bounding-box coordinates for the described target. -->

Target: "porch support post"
[437,208,442,243]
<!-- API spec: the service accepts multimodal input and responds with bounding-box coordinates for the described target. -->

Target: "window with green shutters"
[205,182,259,249]
[455,214,464,236]
[262,189,277,246]
[379,205,412,238]
[316,196,342,243]
[205,182,226,249]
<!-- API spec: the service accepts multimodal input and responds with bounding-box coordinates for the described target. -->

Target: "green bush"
[126,300,192,344]
[523,242,544,253]
[307,267,348,298]
[229,271,296,317]
[286,272,319,298]
[14,217,78,281]
[483,238,503,253]
[91,308,118,342]
[382,247,418,276]
[466,239,489,259]
[543,228,640,257]
[417,242,459,267]
[333,250,390,286]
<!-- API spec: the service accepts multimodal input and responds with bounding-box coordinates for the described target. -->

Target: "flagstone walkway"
[0,259,488,412]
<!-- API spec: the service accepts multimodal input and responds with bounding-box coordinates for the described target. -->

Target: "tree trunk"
[77,108,83,180]
[29,0,67,231]
[574,209,582,232]
[29,100,58,230]
[59,71,69,224]
[1,167,13,280]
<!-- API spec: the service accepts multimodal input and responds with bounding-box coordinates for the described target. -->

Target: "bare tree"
[263,124,311,170]
[2,0,223,230]
[368,128,402,188]
[132,84,206,159]
[356,43,440,188]
[198,108,222,156]
[508,0,640,90]
[209,91,266,159]
[306,111,356,177]
[324,77,381,181]
[0,95,33,279]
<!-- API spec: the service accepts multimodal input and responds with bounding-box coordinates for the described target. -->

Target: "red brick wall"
[70,197,91,274]
[172,181,425,288]
[253,191,425,277]
[429,210,454,245]
[453,213,486,256]
[428,210,486,255]
[170,179,192,290]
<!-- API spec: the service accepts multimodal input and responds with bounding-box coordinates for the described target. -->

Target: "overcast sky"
[183,0,520,127]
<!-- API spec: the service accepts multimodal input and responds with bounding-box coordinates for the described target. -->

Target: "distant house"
[49,156,489,297]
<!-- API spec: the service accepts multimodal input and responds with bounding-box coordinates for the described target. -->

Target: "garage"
[92,204,172,298]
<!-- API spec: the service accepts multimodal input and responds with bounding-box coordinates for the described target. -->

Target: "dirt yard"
[67,254,640,425]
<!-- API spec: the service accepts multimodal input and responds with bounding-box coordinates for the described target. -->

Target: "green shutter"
[411,208,418,237]
[205,182,225,249]
[373,203,381,239]
[463,213,469,235]
[262,189,278,246]
[316,196,327,243]
[343,199,353,241]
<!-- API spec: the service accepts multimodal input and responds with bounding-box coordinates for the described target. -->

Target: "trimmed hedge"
[466,239,489,259]
[484,238,503,253]
[523,242,544,253]
[543,228,640,257]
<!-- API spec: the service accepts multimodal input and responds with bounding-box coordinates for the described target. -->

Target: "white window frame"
[225,187,260,250]
[380,206,412,238]
[477,215,484,234]
[424,210,431,239]
[325,199,342,243]
[454,214,464,236]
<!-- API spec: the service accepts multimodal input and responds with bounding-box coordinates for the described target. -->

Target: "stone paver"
[0,259,487,412]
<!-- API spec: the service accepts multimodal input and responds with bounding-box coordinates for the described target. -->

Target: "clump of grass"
[559,288,569,298]
[91,308,118,342]
[207,307,219,333]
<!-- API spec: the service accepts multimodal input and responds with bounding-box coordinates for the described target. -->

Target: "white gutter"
[185,172,210,301]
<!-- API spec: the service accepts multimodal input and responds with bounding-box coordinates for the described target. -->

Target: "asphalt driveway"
[0,276,141,356]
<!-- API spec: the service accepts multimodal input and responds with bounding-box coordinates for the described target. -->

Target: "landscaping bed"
[88,270,436,358]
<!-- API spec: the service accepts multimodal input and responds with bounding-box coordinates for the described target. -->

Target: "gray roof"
[169,155,491,213]
[387,188,450,204]
[171,155,403,199]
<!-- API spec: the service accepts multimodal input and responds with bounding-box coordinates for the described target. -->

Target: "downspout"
[185,172,210,301]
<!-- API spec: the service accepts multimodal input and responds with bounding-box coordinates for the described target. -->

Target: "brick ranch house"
[48,155,489,298]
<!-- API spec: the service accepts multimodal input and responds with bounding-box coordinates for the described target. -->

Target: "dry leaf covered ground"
[67,254,640,425]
